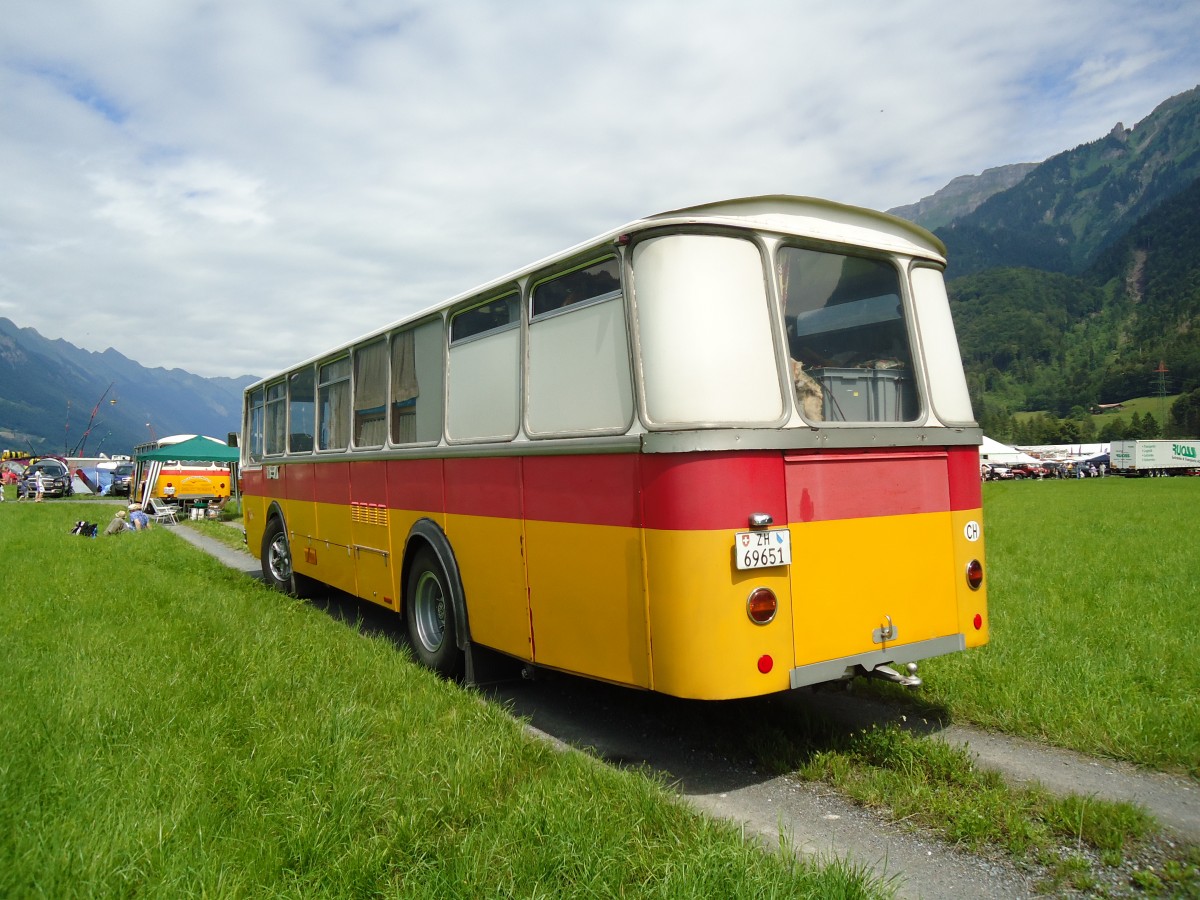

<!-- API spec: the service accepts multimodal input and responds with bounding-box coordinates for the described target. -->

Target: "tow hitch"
[864,662,922,688]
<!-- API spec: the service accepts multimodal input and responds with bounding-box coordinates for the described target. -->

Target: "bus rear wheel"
[406,547,463,677]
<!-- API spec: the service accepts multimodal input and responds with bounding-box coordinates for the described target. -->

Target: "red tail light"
[747,587,777,624]
[966,559,984,590]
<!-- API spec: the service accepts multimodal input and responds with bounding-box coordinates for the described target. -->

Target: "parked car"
[110,463,134,496]
[19,458,73,498]
[1011,463,1050,479]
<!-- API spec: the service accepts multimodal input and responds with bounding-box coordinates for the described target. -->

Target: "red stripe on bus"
[523,454,643,528]
[385,458,445,512]
[350,459,389,505]
[312,461,351,505]
[947,445,983,511]
[784,450,949,522]
[284,462,316,501]
[445,457,523,519]
[641,451,787,531]
[242,468,265,494]
[248,444,977,529]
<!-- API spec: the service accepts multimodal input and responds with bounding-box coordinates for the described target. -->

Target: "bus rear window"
[778,247,918,423]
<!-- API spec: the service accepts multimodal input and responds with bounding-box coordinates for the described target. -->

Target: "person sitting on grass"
[127,504,152,531]
[103,509,128,535]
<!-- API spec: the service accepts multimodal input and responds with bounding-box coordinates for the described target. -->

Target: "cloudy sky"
[2,1,1198,379]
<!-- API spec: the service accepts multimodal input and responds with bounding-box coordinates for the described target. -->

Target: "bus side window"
[246,387,265,461]
[318,357,351,450]
[353,340,387,448]
[449,292,518,343]
[391,329,418,443]
[288,366,315,453]
[447,293,520,443]
[527,256,633,436]
[264,381,287,455]
[531,257,621,318]
[390,317,444,445]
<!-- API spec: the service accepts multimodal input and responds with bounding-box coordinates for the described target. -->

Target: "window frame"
[317,355,352,452]
[352,339,388,449]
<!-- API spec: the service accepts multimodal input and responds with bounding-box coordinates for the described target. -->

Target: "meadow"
[923,476,1199,775]
[0,497,883,899]
[1,477,1196,896]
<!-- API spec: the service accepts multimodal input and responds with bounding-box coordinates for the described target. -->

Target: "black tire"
[405,547,463,676]
[262,516,300,595]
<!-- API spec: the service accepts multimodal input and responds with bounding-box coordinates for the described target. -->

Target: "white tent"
[1017,443,1109,462]
[980,436,1040,465]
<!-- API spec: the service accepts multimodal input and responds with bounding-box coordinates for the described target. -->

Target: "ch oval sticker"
[963,520,981,542]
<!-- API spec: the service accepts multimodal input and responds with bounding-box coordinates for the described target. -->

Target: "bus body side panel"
[305,462,356,596]
[641,451,793,699]
[644,527,794,698]
[443,457,531,662]
[282,461,317,569]
[242,467,269,559]
[349,460,395,609]
[384,457,447,616]
[523,455,650,688]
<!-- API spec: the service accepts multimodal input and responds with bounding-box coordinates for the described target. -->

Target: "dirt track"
[486,673,1199,899]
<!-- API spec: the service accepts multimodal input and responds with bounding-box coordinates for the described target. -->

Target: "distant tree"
[1098,416,1129,441]
[1139,413,1161,439]
[980,405,1015,442]
[1169,389,1200,437]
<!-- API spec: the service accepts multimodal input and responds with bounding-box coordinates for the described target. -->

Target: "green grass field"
[921,476,1200,775]
[1,478,1196,895]
[0,500,884,898]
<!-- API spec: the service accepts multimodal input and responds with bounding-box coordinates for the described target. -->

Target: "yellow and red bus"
[241,196,987,699]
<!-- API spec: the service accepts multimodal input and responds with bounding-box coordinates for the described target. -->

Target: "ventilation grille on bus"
[350,502,389,527]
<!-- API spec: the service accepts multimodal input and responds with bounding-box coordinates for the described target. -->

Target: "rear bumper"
[789,633,965,689]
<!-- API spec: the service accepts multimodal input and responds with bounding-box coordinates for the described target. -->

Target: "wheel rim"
[412,569,446,652]
[267,532,292,583]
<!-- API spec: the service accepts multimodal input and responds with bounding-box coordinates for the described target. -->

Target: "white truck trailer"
[1110,440,1200,476]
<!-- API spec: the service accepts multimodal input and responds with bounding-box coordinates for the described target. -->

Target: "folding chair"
[147,497,180,525]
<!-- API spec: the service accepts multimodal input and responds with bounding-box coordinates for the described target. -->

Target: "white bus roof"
[249,195,944,387]
[647,195,946,260]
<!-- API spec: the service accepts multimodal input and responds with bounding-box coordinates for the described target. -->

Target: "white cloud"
[0,0,1197,378]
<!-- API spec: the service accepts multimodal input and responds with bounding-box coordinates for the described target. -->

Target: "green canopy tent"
[133,435,240,509]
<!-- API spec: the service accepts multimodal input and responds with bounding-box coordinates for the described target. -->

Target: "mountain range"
[888,84,1200,441]
[0,317,252,457]
[4,83,1200,454]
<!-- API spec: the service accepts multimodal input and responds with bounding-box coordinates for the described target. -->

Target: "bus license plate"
[734,529,791,570]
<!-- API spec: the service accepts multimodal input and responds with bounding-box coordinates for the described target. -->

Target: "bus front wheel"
[406,547,463,677]
[262,517,305,596]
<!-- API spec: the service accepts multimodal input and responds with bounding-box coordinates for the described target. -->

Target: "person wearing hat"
[127,503,152,531]
[104,508,128,535]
